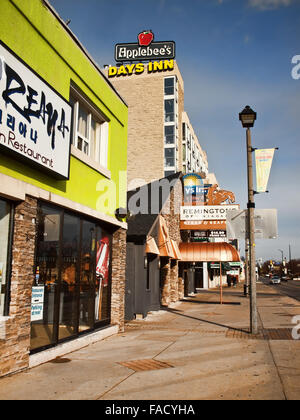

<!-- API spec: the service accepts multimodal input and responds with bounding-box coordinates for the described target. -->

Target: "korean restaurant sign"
[115,30,175,62]
[180,205,240,221]
[0,42,71,179]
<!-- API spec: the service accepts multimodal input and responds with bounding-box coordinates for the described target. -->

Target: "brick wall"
[111,75,165,188]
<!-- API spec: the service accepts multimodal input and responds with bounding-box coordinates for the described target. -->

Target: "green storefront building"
[0,0,128,377]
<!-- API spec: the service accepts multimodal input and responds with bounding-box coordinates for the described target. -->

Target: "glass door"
[31,204,62,351]
[58,213,80,341]
[79,220,96,333]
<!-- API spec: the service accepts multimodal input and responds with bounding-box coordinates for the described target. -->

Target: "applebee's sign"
[115,30,175,62]
[0,42,71,179]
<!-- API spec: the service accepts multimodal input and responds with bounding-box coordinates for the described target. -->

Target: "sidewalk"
[0,282,299,400]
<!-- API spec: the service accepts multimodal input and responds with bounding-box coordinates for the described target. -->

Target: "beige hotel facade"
[104,60,210,190]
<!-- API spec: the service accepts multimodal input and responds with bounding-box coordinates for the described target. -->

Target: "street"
[261,277,300,302]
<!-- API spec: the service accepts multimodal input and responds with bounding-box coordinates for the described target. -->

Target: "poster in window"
[95,237,110,320]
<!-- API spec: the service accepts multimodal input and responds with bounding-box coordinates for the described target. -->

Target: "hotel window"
[164,125,175,145]
[164,77,175,96]
[0,198,12,316]
[70,88,109,169]
[182,123,186,142]
[164,99,174,123]
[164,148,175,168]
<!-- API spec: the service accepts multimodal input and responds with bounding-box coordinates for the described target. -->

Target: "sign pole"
[220,262,223,305]
[246,127,258,335]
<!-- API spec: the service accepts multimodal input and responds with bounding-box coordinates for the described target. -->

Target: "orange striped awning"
[158,216,175,259]
[179,242,240,263]
[145,236,160,255]
[171,240,182,260]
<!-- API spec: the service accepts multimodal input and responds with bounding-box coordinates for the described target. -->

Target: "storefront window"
[31,202,113,353]
[0,199,11,316]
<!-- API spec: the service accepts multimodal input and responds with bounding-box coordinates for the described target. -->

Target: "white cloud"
[248,0,293,10]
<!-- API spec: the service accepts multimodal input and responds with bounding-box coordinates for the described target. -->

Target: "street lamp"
[239,105,258,335]
[278,249,284,276]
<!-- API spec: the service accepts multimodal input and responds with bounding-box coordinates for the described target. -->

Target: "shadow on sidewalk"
[161,306,250,335]
[183,299,241,306]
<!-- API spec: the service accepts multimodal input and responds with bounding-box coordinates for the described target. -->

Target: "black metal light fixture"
[144,255,148,269]
[239,105,257,128]
[115,207,129,222]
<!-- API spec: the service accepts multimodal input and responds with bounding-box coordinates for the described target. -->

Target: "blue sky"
[49,0,300,262]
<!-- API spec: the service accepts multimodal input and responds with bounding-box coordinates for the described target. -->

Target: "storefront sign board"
[0,42,72,179]
[115,30,175,62]
[180,205,239,221]
[180,220,227,231]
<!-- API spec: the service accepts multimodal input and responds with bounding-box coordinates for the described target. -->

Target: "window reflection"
[31,203,112,353]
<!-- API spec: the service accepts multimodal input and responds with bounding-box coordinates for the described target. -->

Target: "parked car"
[270,275,281,285]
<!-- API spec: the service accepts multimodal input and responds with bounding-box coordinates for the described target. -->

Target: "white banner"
[0,43,72,179]
[255,148,275,193]
[180,205,239,221]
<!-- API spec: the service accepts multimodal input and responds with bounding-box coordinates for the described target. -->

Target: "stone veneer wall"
[110,227,127,332]
[0,196,37,377]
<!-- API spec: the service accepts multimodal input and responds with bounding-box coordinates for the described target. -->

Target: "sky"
[48,0,300,262]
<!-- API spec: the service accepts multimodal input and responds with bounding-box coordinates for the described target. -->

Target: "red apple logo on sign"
[138,30,154,47]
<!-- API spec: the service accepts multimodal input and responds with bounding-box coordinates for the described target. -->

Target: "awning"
[179,242,240,262]
[158,216,176,259]
[145,236,160,255]
[171,240,182,260]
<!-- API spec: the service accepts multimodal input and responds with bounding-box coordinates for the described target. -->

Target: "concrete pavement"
[0,282,299,400]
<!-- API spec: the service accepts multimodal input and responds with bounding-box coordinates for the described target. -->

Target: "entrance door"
[149,256,160,311]
[31,204,62,351]
[195,265,204,289]
[125,243,135,320]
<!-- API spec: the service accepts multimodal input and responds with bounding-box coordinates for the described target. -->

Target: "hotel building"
[105,61,209,189]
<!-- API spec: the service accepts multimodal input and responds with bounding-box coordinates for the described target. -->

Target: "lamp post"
[278,249,284,275]
[239,105,258,335]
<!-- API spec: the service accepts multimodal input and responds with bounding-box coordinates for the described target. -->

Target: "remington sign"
[115,30,175,62]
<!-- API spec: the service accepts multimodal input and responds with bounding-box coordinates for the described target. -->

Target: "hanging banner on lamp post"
[255,148,275,193]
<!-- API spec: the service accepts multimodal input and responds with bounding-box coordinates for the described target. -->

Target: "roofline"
[42,0,128,107]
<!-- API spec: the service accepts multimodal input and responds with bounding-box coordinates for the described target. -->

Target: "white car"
[270,276,281,285]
